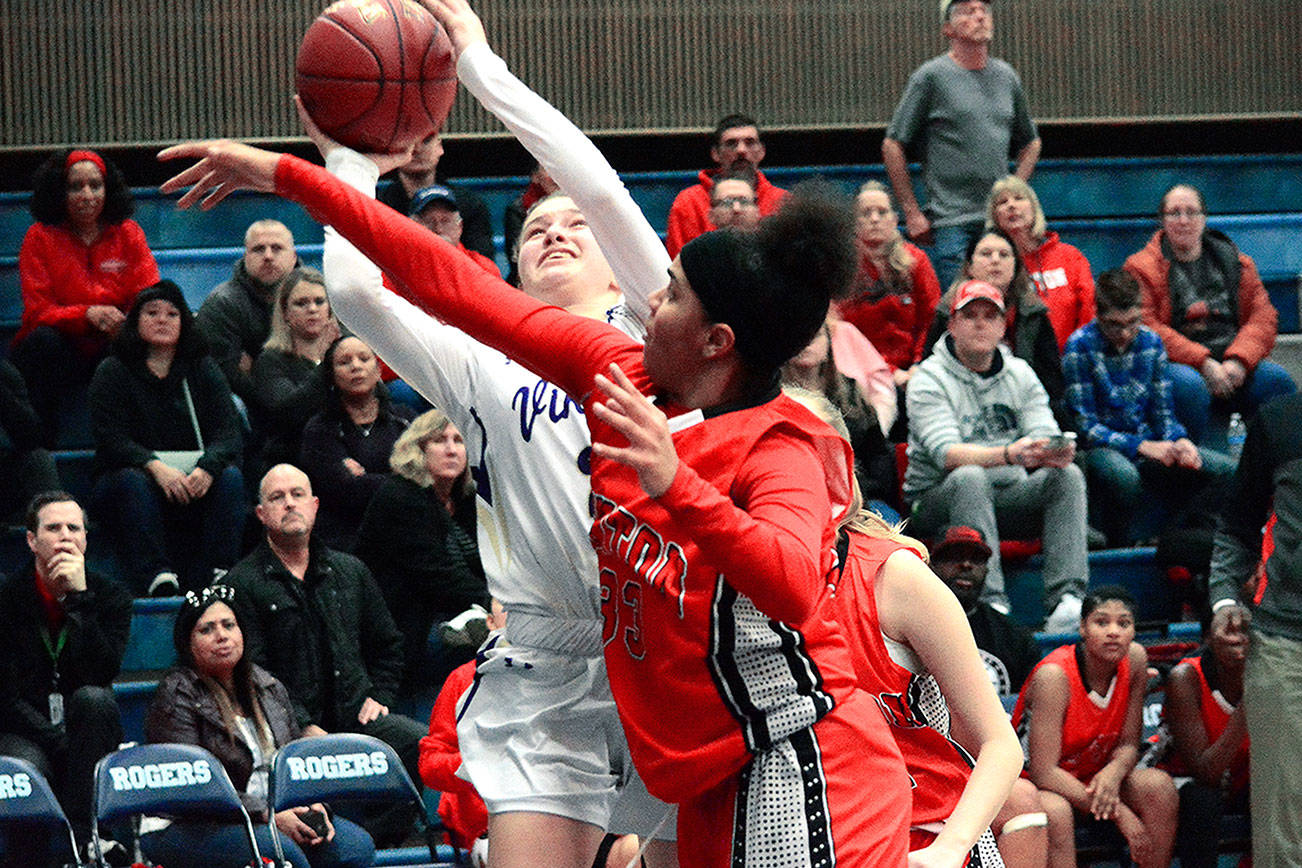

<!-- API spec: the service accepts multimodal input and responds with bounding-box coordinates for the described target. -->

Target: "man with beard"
[930,524,1040,695]
[664,114,786,257]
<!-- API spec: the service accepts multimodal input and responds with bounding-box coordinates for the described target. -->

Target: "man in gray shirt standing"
[882,0,1041,290]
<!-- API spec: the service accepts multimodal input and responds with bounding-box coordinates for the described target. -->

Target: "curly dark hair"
[28,148,135,226]
[750,178,858,367]
[112,280,209,363]
[679,179,857,378]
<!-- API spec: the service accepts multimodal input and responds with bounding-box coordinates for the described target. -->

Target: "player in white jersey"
[320,1,675,866]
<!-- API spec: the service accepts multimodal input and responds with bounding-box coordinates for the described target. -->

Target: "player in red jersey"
[1158,606,1250,868]
[159,137,911,868]
[789,389,1039,868]
[1012,586,1177,868]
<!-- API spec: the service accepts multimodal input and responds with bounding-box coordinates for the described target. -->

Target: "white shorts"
[455,617,675,839]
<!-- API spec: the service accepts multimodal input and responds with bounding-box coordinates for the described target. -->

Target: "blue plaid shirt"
[1062,321,1186,459]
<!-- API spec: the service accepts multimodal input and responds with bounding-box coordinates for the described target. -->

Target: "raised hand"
[590,364,678,498]
[418,0,489,60]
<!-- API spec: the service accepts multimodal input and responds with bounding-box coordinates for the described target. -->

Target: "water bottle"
[1227,412,1247,462]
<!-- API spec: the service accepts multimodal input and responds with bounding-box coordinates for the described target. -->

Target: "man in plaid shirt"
[1063,269,1235,546]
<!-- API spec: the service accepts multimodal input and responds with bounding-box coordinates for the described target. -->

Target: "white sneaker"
[1043,593,1083,635]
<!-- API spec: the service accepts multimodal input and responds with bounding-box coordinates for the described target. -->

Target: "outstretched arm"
[424,0,668,322]
[159,140,632,402]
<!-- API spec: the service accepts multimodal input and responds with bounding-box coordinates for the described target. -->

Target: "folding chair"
[268,733,443,865]
[92,742,261,867]
[0,755,83,866]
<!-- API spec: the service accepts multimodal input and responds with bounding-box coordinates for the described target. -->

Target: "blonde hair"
[263,266,333,354]
[389,408,474,498]
[856,180,916,285]
[985,175,1047,240]
[782,386,927,559]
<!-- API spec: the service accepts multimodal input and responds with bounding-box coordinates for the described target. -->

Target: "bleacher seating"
[2,153,1300,341]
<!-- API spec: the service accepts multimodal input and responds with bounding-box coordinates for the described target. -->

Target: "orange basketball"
[296,0,456,153]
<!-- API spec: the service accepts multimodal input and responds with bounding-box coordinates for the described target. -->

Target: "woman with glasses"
[142,586,375,868]
[1123,183,1295,443]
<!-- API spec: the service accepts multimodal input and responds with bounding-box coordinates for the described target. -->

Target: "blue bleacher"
[2,153,1300,339]
[1006,546,1181,629]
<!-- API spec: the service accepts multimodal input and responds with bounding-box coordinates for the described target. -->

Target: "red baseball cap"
[930,525,993,561]
[950,279,1006,315]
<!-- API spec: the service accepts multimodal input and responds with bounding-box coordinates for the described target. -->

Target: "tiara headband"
[183,584,236,609]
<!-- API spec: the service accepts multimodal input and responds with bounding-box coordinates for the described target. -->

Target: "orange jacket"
[1124,229,1277,369]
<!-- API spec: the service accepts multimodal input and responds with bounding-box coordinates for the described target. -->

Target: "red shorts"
[677,690,911,867]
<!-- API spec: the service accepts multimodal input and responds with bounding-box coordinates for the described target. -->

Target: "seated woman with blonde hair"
[355,408,488,690]
[985,175,1095,352]
[251,266,340,468]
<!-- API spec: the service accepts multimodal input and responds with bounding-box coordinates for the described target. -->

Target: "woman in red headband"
[14,148,160,445]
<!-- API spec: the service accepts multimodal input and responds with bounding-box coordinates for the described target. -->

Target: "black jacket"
[0,357,46,453]
[356,475,487,617]
[146,663,298,820]
[1210,392,1302,640]
[0,566,131,749]
[195,259,290,401]
[220,540,405,730]
[88,353,244,478]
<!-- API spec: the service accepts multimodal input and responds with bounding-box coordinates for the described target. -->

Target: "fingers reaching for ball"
[418,0,488,59]
[157,140,281,210]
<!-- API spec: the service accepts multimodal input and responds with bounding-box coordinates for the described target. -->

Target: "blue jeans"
[1083,446,1236,546]
[928,218,985,292]
[1169,359,1296,444]
[91,464,247,593]
[141,814,374,868]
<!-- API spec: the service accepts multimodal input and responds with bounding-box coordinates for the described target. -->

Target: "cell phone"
[1046,431,1077,450]
[300,807,329,838]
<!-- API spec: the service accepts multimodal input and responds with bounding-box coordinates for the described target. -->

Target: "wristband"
[1004,443,1012,465]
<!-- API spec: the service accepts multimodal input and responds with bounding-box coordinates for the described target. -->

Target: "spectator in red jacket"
[14,148,160,445]
[1124,183,1295,442]
[835,180,941,391]
[986,175,1095,351]
[664,114,786,257]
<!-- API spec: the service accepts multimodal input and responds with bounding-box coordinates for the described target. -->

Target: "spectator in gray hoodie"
[905,279,1088,633]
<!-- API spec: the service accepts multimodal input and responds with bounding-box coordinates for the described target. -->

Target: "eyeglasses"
[184,585,235,608]
[1162,208,1204,220]
[712,196,757,210]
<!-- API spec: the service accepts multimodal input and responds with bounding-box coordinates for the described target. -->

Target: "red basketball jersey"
[1012,643,1131,782]
[833,530,974,826]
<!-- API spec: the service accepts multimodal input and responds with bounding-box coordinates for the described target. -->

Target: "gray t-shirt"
[886,54,1037,226]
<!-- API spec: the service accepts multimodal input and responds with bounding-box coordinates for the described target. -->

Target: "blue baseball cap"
[409,184,459,217]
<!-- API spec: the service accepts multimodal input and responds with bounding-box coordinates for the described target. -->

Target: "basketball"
[296,0,457,154]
